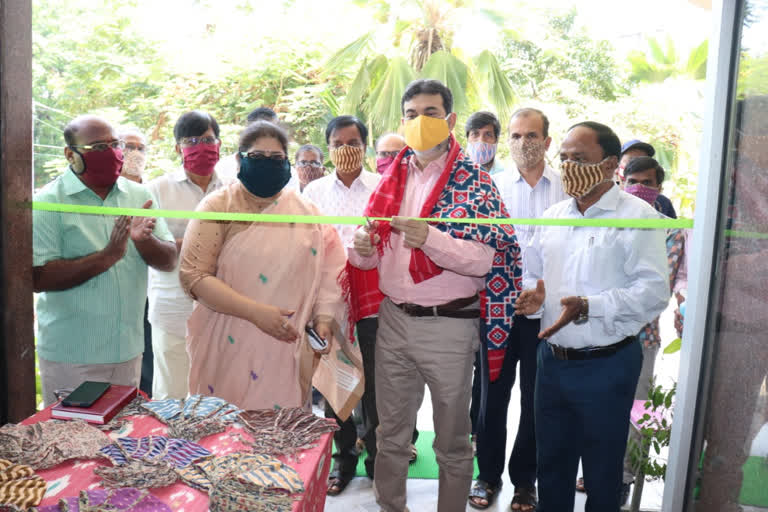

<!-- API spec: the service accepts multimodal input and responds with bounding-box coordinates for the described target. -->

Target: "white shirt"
[523,185,670,349]
[146,168,227,337]
[492,163,569,250]
[302,169,381,246]
[215,153,300,191]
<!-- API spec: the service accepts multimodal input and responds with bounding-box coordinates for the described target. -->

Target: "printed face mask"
[74,147,124,188]
[509,139,546,169]
[625,183,661,205]
[329,145,365,175]
[238,156,291,198]
[467,142,497,166]
[122,149,147,180]
[182,143,220,176]
[297,164,325,185]
[559,158,612,198]
[404,115,450,152]
[376,156,395,174]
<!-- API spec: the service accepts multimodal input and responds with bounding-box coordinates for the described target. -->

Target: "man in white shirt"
[515,121,670,511]
[469,108,567,511]
[303,115,382,495]
[146,111,228,399]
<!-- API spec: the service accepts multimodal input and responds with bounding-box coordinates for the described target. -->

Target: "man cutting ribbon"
[348,78,521,512]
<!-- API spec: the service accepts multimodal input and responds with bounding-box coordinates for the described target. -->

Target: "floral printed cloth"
[0,421,110,470]
[31,488,171,511]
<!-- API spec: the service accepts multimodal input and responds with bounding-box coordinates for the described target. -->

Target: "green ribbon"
[29,201,695,229]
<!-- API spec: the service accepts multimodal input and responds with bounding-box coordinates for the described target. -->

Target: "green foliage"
[628,37,709,83]
[664,338,682,355]
[628,383,676,480]
[497,9,626,105]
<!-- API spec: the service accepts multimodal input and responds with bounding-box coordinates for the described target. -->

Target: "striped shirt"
[492,163,568,250]
[33,170,174,364]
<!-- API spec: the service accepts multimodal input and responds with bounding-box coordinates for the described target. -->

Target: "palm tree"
[324,0,517,138]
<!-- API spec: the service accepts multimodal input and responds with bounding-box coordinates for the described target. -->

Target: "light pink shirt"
[348,151,495,307]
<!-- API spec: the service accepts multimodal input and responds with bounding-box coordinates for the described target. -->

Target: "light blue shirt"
[33,170,174,364]
[523,185,670,349]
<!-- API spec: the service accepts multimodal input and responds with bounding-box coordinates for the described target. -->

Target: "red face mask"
[76,148,123,188]
[376,156,395,174]
[182,143,220,176]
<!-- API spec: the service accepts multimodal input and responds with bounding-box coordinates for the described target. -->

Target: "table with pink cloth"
[21,405,333,511]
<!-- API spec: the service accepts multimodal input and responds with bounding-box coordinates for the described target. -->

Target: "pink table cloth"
[21,406,332,512]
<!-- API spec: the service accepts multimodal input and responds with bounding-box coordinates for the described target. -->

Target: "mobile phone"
[305,324,328,352]
[61,381,111,407]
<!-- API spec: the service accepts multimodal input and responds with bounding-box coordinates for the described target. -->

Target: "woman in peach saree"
[179,121,346,410]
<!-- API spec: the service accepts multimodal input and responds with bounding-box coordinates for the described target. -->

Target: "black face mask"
[238,156,291,198]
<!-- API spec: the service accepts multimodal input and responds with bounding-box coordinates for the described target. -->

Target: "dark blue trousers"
[476,316,540,488]
[535,338,642,512]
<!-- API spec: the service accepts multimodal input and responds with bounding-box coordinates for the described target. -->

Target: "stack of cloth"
[30,488,171,511]
[140,395,241,441]
[0,459,46,511]
[96,436,211,489]
[177,453,304,512]
[0,420,110,469]
[236,407,338,456]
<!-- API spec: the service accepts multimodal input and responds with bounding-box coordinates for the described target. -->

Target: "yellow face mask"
[404,115,450,152]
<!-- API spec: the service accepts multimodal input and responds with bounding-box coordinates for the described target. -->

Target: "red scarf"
[364,135,462,282]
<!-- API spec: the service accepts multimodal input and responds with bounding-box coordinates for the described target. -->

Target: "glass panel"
[690,1,768,510]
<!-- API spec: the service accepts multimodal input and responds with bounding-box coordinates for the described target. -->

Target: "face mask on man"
[122,149,147,180]
[329,145,365,175]
[238,156,291,198]
[559,158,613,198]
[509,139,546,169]
[625,183,661,205]
[182,143,220,176]
[467,142,497,166]
[72,147,123,188]
[376,156,395,174]
[404,115,450,154]
[297,164,325,186]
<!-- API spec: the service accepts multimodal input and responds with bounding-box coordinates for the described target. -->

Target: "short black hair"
[295,144,324,162]
[401,79,453,115]
[174,111,220,141]
[238,121,289,154]
[247,107,278,124]
[623,156,665,185]
[465,111,500,140]
[510,108,550,138]
[568,121,621,159]
[325,115,368,146]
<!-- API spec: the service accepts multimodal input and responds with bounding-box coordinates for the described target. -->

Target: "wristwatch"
[573,296,589,324]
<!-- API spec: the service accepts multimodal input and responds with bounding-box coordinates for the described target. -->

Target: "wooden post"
[0,0,35,424]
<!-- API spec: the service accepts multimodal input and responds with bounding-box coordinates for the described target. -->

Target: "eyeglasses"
[125,143,147,153]
[329,142,364,149]
[180,136,219,147]
[240,151,286,161]
[297,160,322,168]
[69,140,125,152]
[376,151,399,159]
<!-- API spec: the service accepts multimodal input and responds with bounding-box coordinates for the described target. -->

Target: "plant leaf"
[364,57,416,138]
[664,338,682,354]
[473,50,517,119]
[419,50,469,113]
[324,32,374,75]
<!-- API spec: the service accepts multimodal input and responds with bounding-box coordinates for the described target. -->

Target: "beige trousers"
[151,325,190,400]
[374,298,479,512]
[39,355,142,407]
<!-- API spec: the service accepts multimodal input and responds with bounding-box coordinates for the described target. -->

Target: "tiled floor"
[326,306,679,512]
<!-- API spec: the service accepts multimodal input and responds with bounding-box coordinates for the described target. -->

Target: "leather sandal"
[327,470,354,496]
[468,480,502,509]
[511,486,537,511]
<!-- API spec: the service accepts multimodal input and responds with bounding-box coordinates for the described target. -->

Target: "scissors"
[365,217,377,245]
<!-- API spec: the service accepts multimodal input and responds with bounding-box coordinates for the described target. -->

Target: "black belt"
[394,295,480,319]
[547,336,636,361]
